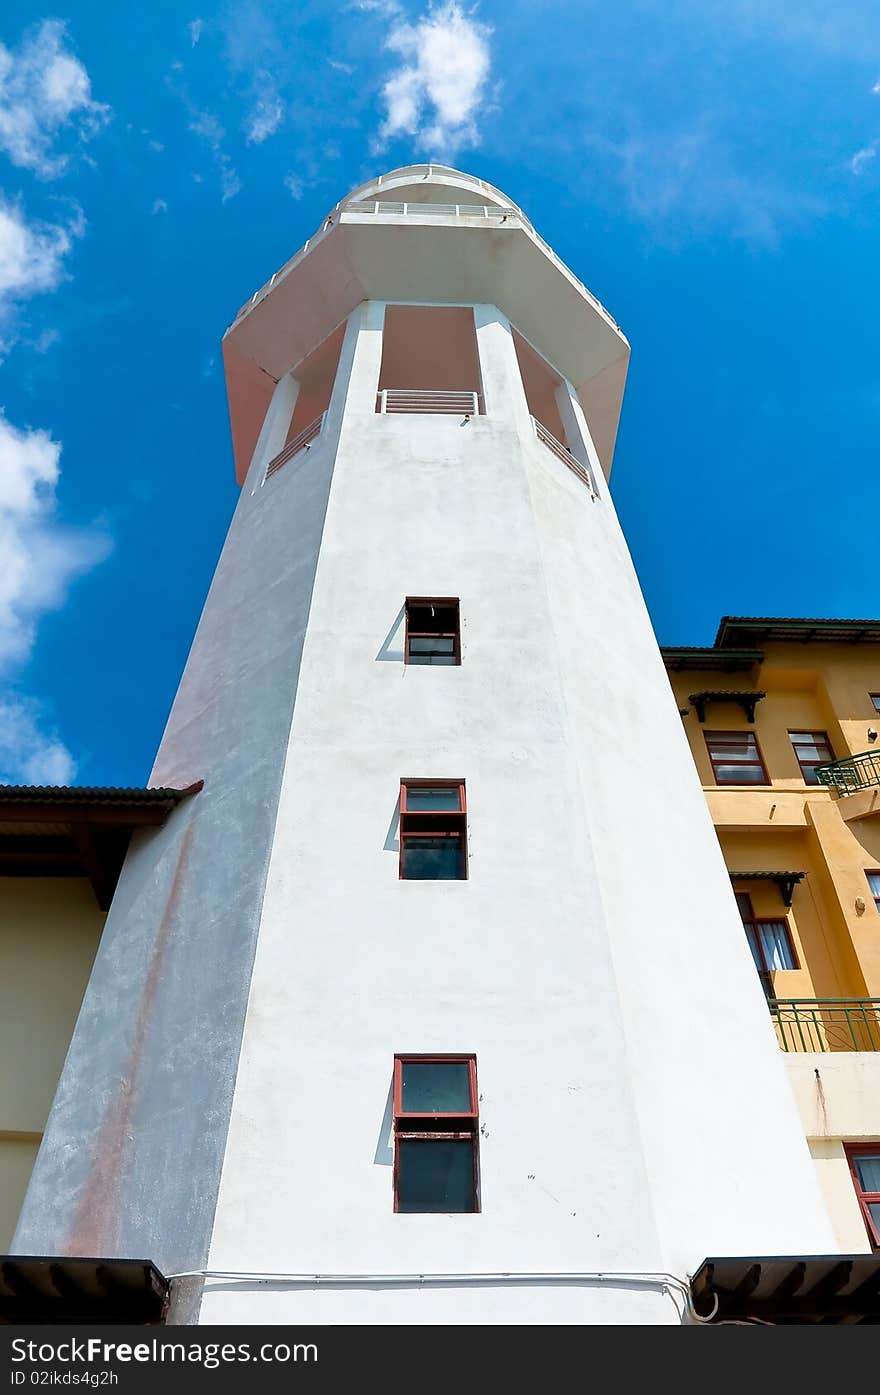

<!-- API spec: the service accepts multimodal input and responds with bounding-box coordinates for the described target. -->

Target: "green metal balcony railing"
[814,749,880,795]
[769,998,880,1052]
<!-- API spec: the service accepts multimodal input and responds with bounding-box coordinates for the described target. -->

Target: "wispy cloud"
[189,19,204,48]
[851,142,878,174]
[244,86,284,144]
[0,19,109,178]
[151,198,168,214]
[188,110,241,202]
[283,172,304,199]
[376,1,491,158]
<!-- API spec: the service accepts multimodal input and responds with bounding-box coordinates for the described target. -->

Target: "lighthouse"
[13,166,839,1325]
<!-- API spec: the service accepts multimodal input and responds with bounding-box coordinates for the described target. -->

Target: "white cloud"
[0,196,84,307]
[851,143,878,174]
[283,172,304,199]
[0,411,110,671]
[151,198,168,215]
[245,88,284,144]
[0,19,109,178]
[377,2,491,158]
[873,80,880,95]
[0,695,75,785]
[189,19,204,47]
[189,111,241,202]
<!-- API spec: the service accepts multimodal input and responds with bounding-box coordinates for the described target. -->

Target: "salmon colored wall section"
[511,327,567,445]
[287,323,347,441]
[377,306,482,396]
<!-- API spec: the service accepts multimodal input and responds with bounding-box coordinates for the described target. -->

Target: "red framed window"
[399,780,467,880]
[845,1144,880,1250]
[789,730,835,784]
[735,891,797,994]
[405,597,461,666]
[705,731,769,785]
[392,1054,479,1213]
[867,872,880,914]
[870,694,880,714]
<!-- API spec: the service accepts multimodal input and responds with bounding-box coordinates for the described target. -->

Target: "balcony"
[531,417,597,496]
[815,750,880,795]
[769,998,880,1052]
[264,412,326,481]
[376,389,483,416]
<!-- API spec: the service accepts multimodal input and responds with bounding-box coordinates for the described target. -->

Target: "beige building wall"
[0,879,104,1247]
[786,1054,880,1253]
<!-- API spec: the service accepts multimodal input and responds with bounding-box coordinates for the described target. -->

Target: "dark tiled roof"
[0,783,201,805]
[716,616,880,648]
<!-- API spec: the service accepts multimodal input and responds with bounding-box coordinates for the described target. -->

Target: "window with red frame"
[399,780,467,880]
[405,597,460,666]
[867,871,880,914]
[789,730,835,784]
[735,891,797,995]
[705,731,768,785]
[845,1144,880,1250]
[392,1054,479,1213]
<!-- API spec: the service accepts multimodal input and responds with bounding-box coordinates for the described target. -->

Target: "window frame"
[867,871,880,914]
[392,1053,480,1214]
[734,890,799,990]
[789,729,835,785]
[845,1143,880,1250]
[870,694,880,714]
[399,779,468,881]
[704,730,770,786]
[404,596,461,667]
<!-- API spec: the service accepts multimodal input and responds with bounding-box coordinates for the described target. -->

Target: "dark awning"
[661,647,764,673]
[688,690,766,723]
[0,1255,170,1324]
[0,782,202,909]
[728,870,805,907]
[691,1255,880,1324]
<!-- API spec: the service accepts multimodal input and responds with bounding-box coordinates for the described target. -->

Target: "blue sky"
[1,0,879,786]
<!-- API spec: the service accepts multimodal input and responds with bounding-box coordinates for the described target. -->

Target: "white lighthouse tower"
[15,166,838,1324]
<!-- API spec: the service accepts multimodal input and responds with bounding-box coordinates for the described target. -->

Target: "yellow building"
[664,616,880,1254]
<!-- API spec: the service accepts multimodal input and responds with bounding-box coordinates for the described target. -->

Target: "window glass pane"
[866,872,880,900]
[758,921,796,971]
[408,653,458,666]
[401,1061,472,1113]
[855,1154,880,1192]
[713,763,765,784]
[872,695,880,713]
[409,636,455,654]
[401,837,463,879]
[404,786,461,811]
[735,892,753,919]
[867,1201,880,1235]
[397,1138,475,1213]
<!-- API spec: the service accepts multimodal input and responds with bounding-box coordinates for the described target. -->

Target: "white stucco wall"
[200,302,837,1326]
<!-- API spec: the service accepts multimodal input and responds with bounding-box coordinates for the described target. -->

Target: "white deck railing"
[361,201,513,220]
[531,416,597,498]
[377,389,482,416]
[264,412,326,482]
